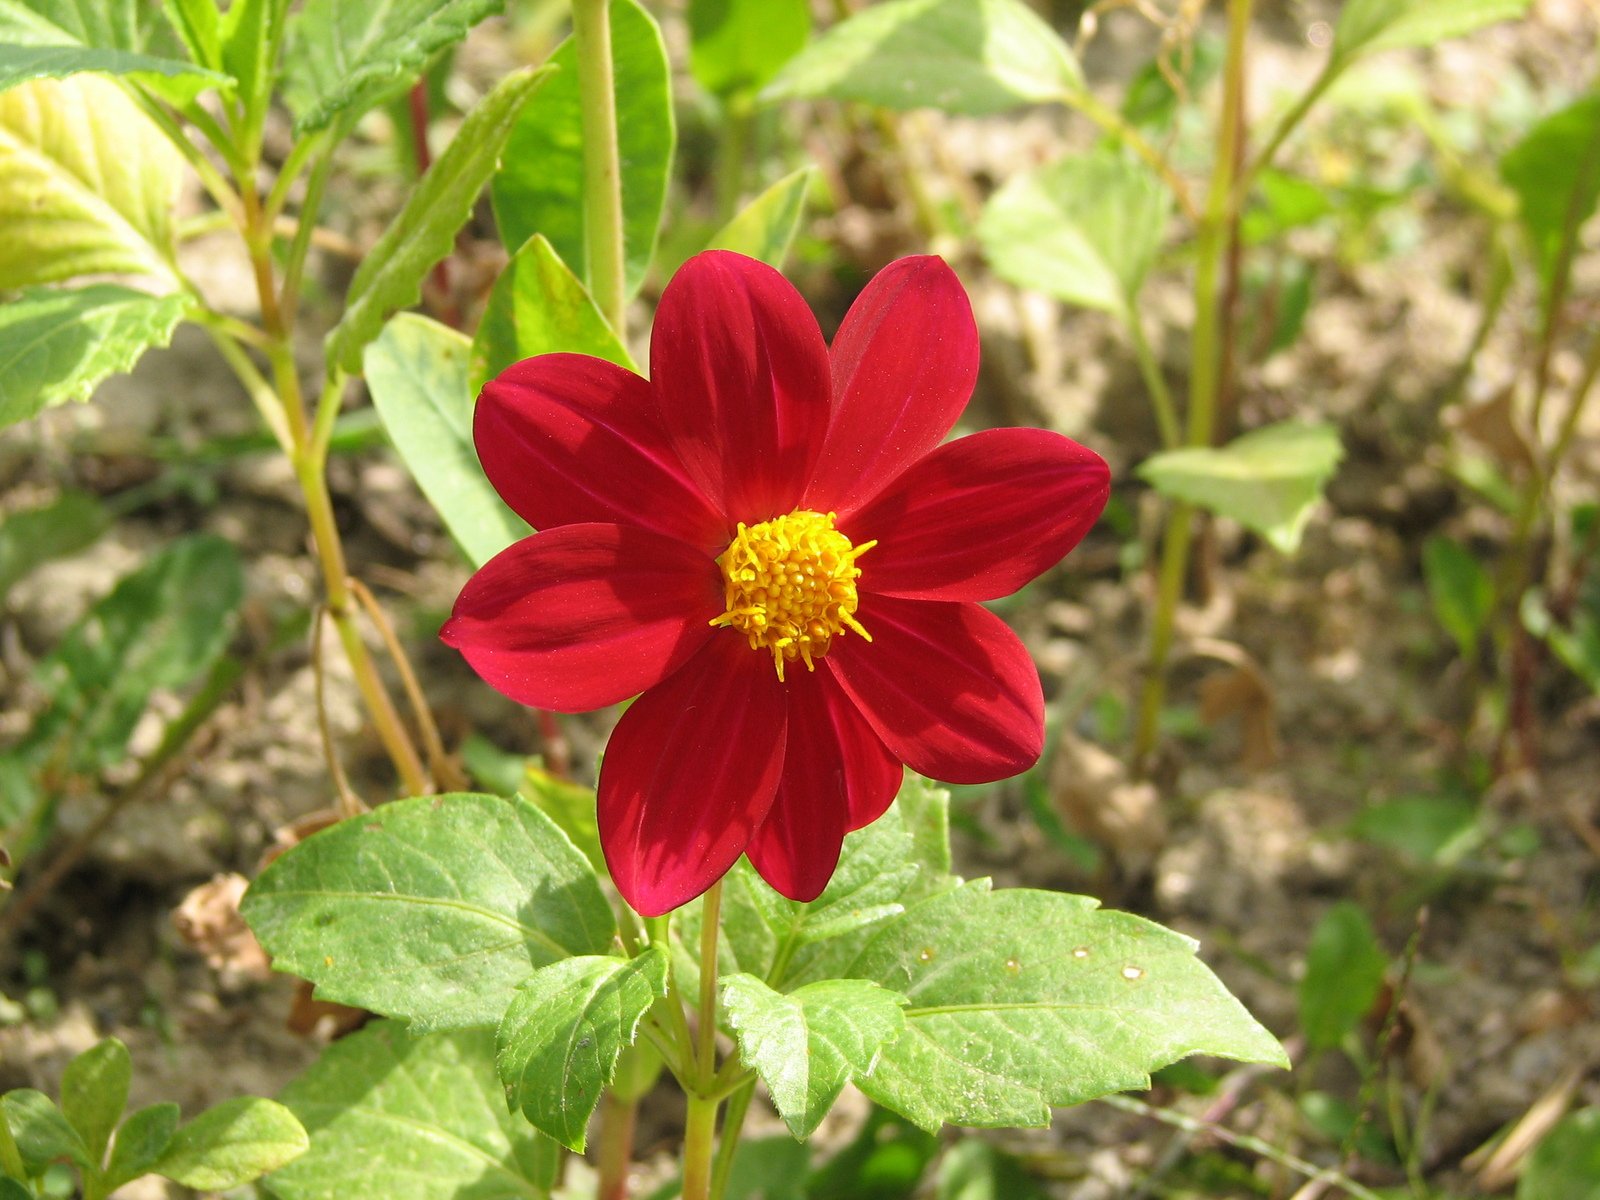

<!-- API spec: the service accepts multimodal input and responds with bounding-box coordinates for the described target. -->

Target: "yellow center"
[710,509,876,680]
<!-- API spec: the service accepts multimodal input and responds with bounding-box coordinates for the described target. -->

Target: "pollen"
[710,509,875,681]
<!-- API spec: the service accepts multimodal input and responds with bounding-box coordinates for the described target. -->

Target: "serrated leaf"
[283,0,502,135]
[1,1090,90,1171]
[764,0,1082,116]
[61,1037,129,1164]
[1137,421,1343,555]
[1333,0,1530,61]
[1520,1107,1600,1200]
[492,0,673,299]
[1501,93,1600,296]
[364,313,531,568]
[241,793,615,1032]
[722,975,906,1139]
[269,1023,561,1200]
[469,233,634,394]
[0,75,183,288]
[707,168,813,268]
[18,534,243,774]
[978,149,1169,316]
[0,0,231,97]
[0,489,109,599]
[688,0,810,99]
[846,882,1287,1131]
[329,67,548,374]
[1423,537,1493,660]
[104,1103,179,1191]
[496,949,668,1152]
[0,286,190,427]
[219,0,286,134]
[153,1097,307,1190]
[1299,902,1387,1052]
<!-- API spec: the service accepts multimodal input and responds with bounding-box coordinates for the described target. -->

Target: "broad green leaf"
[364,313,531,568]
[1,1090,90,1171]
[60,1037,129,1163]
[0,286,190,427]
[1501,93,1600,294]
[0,0,230,97]
[1299,902,1387,1052]
[328,66,549,374]
[19,534,243,773]
[1137,421,1344,555]
[978,149,1169,316]
[0,75,183,288]
[1423,537,1493,660]
[707,167,813,268]
[283,0,502,135]
[847,882,1287,1131]
[269,1023,561,1200]
[153,1097,307,1190]
[520,767,605,877]
[764,0,1083,115]
[0,489,109,599]
[492,0,673,299]
[1520,1107,1600,1200]
[104,1103,179,1191]
[469,233,634,394]
[721,975,906,1139]
[241,793,615,1032]
[162,0,221,70]
[1333,0,1531,61]
[1242,169,1336,245]
[937,1139,1047,1200]
[0,1182,28,1200]
[688,0,810,99]
[496,948,669,1152]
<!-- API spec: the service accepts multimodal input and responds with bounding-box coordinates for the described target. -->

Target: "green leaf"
[153,1097,307,1190]
[0,0,231,97]
[364,313,531,568]
[496,948,669,1152]
[218,0,286,134]
[977,149,1169,316]
[1501,93,1600,295]
[241,793,615,1032]
[104,1103,179,1191]
[469,233,634,394]
[1,1090,90,1171]
[60,1037,129,1164]
[283,0,502,135]
[0,285,190,428]
[0,75,183,288]
[937,1139,1047,1200]
[492,0,673,299]
[847,882,1287,1131]
[707,168,813,268]
[20,534,243,773]
[722,975,907,1139]
[162,0,221,70]
[688,0,810,99]
[520,767,605,877]
[0,490,109,599]
[328,66,549,375]
[269,1023,561,1200]
[1423,537,1493,660]
[1299,902,1387,1052]
[1333,0,1531,61]
[1348,795,1482,867]
[1523,587,1600,694]
[764,0,1083,115]
[1137,421,1344,555]
[0,1181,29,1200]
[1520,1107,1600,1200]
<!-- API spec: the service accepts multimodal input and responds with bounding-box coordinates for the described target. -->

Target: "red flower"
[442,252,1108,916]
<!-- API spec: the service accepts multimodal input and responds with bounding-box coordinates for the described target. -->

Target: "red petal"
[845,428,1110,601]
[598,634,788,916]
[440,523,722,713]
[650,251,831,523]
[745,667,901,902]
[476,354,726,549]
[804,256,979,516]
[828,596,1043,785]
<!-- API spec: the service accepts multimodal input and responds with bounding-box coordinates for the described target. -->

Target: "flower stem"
[696,881,723,1082]
[682,1093,720,1200]
[707,1080,756,1200]
[717,94,753,224]
[572,0,627,338]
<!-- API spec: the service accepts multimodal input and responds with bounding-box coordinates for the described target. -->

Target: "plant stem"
[1126,307,1180,448]
[572,0,627,337]
[717,94,753,224]
[1069,90,1198,223]
[707,1080,756,1200]
[682,1093,720,1200]
[595,1091,640,1200]
[696,881,724,1082]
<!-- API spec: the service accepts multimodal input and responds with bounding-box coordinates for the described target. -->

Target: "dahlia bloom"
[442,251,1108,916]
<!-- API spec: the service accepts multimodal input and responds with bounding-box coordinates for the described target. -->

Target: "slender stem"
[1241,58,1338,193]
[125,84,244,230]
[264,133,321,225]
[572,0,627,336]
[707,1081,756,1200]
[280,136,339,329]
[682,1093,720,1200]
[311,607,366,817]
[696,882,724,1082]
[201,326,294,453]
[1133,500,1195,773]
[595,1092,640,1200]
[717,94,753,224]
[1067,90,1199,224]
[1126,307,1181,448]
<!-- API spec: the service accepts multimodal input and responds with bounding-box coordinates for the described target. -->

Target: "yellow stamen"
[709,510,875,681]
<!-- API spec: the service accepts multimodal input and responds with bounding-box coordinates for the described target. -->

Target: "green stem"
[682,1093,720,1200]
[696,882,723,1083]
[595,1091,639,1200]
[280,136,339,329]
[707,1081,756,1200]
[1240,57,1339,193]
[717,94,753,224]
[1126,307,1180,448]
[1068,90,1198,223]
[572,0,627,337]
